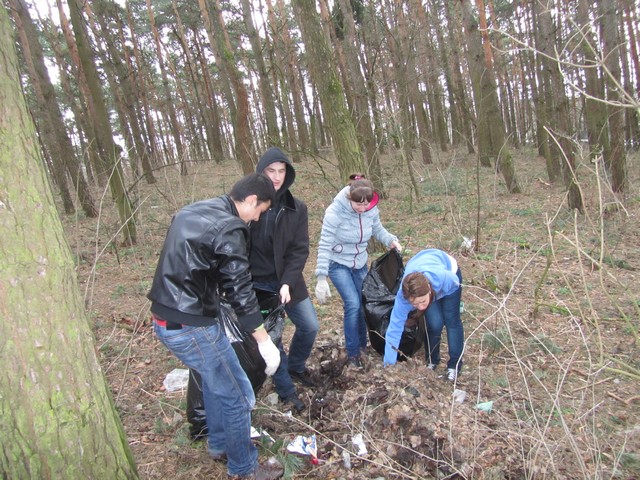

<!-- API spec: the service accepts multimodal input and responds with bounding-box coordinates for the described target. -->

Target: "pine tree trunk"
[599,2,628,193]
[200,0,254,173]
[277,0,309,156]
[460,0,521,193]
[534,0,583,211]
[337,0,383,189]
[292,0,365,181]
[69,0,138,243]
[146,0,188,175]
[240,0,280,148]
[444,1,475,154]
[0,8,138,476]
[11,0,101,217]
[576,0,611,164]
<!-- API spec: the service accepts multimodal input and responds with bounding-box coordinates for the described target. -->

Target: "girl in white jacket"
[315,176,401,366]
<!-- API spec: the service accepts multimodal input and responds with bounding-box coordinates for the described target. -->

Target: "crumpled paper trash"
[287,434,317,459]
[251,426,274,443]
[352,433,368,455]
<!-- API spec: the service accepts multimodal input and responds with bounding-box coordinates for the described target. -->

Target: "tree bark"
[0,7,139,477]
[337,0,383,189]
[68,0,138,242]
[444,1,475,154]
[599,1,628,193]
[240,0,280,149]
[576,0,611,164]
[292,0,364,181]
[460,0,521,193]
[534,0,583,211]
[146,0,188,175]
[9,0,84,216]
[199,0,254,173]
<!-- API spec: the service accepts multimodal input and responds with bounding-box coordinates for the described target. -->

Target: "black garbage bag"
[362,249,424,360]
[187,292,285,441]
[255,289,285,345]
[186,369,208,441]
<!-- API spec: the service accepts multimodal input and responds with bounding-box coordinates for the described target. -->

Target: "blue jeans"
[253,281,319,399]
[154,322,257,476]
[329,262,369,358]
[424,268,464,371]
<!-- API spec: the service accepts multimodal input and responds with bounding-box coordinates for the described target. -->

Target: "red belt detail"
[152,315,167,327]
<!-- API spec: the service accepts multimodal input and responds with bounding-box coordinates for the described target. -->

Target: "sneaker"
[282,395,305,413]
[447,368,458,382]
[347,355,362,368]
[228,458,284,479]
[289,369,316,387]
[427,363,437,370]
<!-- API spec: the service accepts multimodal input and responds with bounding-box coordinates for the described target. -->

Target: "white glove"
[257,336,280,376]
[315,276,331,304]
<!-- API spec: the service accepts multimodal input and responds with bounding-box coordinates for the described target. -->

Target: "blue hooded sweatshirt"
[383,249,460,365]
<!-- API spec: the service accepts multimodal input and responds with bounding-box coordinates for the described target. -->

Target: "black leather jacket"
[148,195,263,332]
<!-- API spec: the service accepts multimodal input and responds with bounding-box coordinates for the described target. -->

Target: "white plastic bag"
[163,368,190,392]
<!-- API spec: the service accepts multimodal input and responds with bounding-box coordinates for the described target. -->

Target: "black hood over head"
[256,147,296,195]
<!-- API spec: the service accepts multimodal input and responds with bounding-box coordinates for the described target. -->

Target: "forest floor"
[63,145,640,479]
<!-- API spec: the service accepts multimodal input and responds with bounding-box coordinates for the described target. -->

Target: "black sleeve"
[213,221,263,332]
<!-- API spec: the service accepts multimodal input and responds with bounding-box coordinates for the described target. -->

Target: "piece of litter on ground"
[342,450,351,469]
[475,400,494,412]
[352,433,368,455]
[453,389,467,403]
[162,368,189,392]
[287,434,317,458]
[251,426,274,443]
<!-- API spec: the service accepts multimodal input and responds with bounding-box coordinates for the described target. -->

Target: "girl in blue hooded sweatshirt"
[383,248,464,382]
[314,176,401,367]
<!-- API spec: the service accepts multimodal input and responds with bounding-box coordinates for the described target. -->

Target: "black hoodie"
[249,147,310,302]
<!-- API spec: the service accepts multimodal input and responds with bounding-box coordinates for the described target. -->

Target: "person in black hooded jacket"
[250,147,320,411]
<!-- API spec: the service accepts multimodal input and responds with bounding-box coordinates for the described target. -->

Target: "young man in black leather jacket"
[149,173,283,480]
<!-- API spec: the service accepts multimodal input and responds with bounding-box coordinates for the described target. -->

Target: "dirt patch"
[63,147,640,479]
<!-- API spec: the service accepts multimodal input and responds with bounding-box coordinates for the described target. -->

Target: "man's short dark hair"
[229,173,276,206]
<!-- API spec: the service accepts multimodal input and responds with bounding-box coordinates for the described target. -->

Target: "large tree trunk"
[146,0,188,175]
[199,0,254,173]
[534,0,583,211]
[240,0,280,148]
[394,0,432,166]
[576,0,611,164]
[0,8,138,477]
[336,0,383,189]
[599,2,628,193]
[292,0,364,181]
[276,0,310,156]
[126,3,161,169]
[265,0,298,157]
[460,0,521,193]
[192,30,225,163]
[10,0,98,218]
[68,0,137,243]
[443,1,475,154]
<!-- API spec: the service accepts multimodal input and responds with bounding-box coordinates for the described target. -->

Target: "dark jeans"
[424,268,464,371]
[253,281,319,399]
